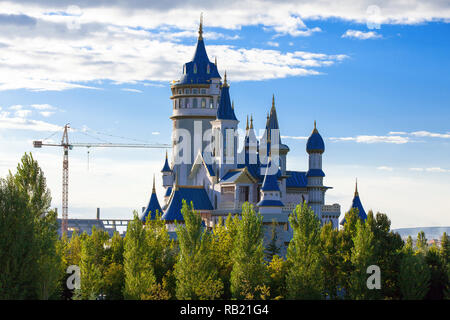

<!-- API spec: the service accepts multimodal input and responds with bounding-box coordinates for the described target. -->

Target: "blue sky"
[0,1,449,228]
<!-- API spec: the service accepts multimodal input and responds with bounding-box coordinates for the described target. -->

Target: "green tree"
[405,235,414,251]
[416,231,428,252]
[102,231,125,300]
[348,219,377,300]
[175,201,223,299]
[0,176,38,299]
[424,246,447,299]
[320,221,343,299]
[286,202,323,299]
[77,226,109,299]
[210,214,239,298]
[399,248,430,300]
[230,202,267,299]
[267,255,286,299]
[366,211,403,299]
[123,213,156,300]
[338,208,360,297]
[440,232,449,266]
[0,153,62,299]
[265,219,280,261]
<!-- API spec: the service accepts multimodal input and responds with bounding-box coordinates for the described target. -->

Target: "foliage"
[230,202,267,299]
[399,248,430,300]
[175,201,223,299]
[286,201,323,299]
[265,219,281,261]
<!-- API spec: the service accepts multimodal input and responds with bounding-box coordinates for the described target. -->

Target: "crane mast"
[33,124,170,235]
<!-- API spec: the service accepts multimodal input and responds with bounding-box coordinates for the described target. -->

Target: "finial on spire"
[152,174,156,193]
[312,120,318,134]
[355,178,359,197]
[198,13,203,40]
[271,94,275,111]
[214,56,217,66]
[223,71,229,87]
[250,115,254,129]
[232,100,235,109]
[165,149,168,159]
[246,115,249,130]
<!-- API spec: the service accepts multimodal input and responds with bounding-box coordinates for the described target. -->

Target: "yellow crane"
[33,124,170,234]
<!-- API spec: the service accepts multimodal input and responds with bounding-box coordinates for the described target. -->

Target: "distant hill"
[392,226,450,240]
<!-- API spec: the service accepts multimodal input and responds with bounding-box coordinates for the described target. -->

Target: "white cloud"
[15,109,32,118]
[39,111,55,117]
[31,104,57,110]
[0,111,61,131]
[151,132,160,135]
[410,130,450,139]
[329,135,410,144]
[342,29,382,39]
[377,166,394,171]
[267,41,279,47]
[121,88,143,93]
[281,135,307,140]
[388,131,408,135]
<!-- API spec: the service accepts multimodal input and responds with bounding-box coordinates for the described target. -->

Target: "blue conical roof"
[306,121,325,154]
[140,177,162,223]
[161,151,171,172]
[178,23,220,85]
[217,80,237,120]
[261,164,280,192]
[340,181,367,225]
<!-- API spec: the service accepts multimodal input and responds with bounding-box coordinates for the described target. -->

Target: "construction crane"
[33,124,171,235]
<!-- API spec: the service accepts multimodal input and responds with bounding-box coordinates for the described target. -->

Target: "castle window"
[193,88,198,94]
[201,89,206,94]
[178,89,182,94]
[179,99,183,108]
[207,64,210,74]
[209,98,213,108]
[193,98,198,108]
[201,98,206,108]
[193,63,197,74]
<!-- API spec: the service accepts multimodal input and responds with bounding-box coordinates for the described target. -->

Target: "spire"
[223,71,229,87]
[198,13,203,40]
[246,115,249,131]
[216,76,237,120]
[250,115,254,129]
[161,150,171,172]
[232,100,235,109]
[355,178,359,197]
[152,174,156,193]
[271,94,276,113]
[312,120,318,134]
[214,56,217,66]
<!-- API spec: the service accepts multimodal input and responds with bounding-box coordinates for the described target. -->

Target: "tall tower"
[170,15,221,185]
[210,73,239,178]
[306,121,326,219]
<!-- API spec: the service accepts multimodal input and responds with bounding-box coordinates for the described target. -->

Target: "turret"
[140,175,163,223]
[306,121,326,219]
[257,163,284,215]
[210,72,239,178]
[170,14,222,185]
[161,150,173,188]
[340,179,368,225]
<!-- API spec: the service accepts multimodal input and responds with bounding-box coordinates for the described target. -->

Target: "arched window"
[193,88,198,94]
[193,98,198,108]
[193,63,197,74]
[201,98,206,108]
[207,64,210,74]
[209,98,213,108]
[179,98,183,108]
[185,88,190,94]
[201,89,206,94]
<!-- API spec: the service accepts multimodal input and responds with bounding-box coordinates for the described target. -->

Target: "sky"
[0,0,449,229]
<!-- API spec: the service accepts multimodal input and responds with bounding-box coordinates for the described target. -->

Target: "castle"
[140,18,343,246]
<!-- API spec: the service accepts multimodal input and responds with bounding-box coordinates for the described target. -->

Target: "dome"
[306,121,325,154]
